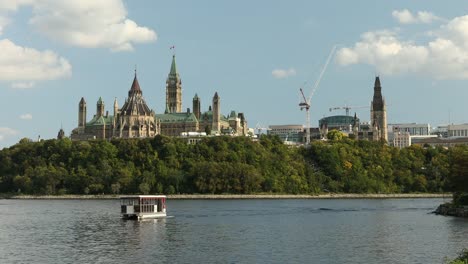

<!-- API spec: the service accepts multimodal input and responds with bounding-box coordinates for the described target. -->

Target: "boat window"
[121,198,139,205]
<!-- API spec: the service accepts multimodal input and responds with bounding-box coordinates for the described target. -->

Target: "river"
[0,198,466,263]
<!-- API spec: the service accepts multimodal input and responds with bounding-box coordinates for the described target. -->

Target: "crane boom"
[329,105,370,116]
[307,45,337,103]
[299,88,309,109]
[299,45,337,146]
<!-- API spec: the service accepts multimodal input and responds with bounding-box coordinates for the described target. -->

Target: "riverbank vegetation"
[0,135,466,197]
[447,249,468,264]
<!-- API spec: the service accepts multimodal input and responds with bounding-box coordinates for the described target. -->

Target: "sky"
[1,0,468,148]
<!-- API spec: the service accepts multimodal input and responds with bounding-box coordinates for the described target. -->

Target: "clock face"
[171,80,175,85]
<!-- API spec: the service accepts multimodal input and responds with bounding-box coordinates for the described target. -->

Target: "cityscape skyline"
[1,0,468,148]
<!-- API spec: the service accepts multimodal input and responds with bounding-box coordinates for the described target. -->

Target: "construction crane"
[255,122,270,136]
[299,45,337,145]
[329,105,370,116]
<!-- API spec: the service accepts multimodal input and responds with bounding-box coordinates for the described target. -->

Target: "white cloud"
[0,16,9,35]
[0,0,32,34]
[0,127,18,141]
[11,81,35,89]
[28,0,156,51]
[0,1,156,51]
[392,9,442,24]
[19,113,32,120]
[272,68,296,79]
[336,15,468,80]
[0,39,71,82]
[0,0,33,12]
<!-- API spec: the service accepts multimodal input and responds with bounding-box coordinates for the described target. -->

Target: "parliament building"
[71,55,248,140]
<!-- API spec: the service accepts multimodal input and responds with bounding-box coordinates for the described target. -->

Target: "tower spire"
[166,54,182,113]
[129,70,142,96]
[170,54,178,76]
[370,76,387,142]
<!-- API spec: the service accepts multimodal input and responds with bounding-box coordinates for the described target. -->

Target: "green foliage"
[0,135,465,195]
[326,130,345,141]
[447,249,468,264]
[305,139,455,194]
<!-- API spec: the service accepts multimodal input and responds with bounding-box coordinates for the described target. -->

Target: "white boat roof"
[120,195,167,199]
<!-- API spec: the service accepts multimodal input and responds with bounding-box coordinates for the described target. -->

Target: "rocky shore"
[435,203,468,217]
[4,193,451,200]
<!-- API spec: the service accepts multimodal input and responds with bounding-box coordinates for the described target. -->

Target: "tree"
[327,130,345,141]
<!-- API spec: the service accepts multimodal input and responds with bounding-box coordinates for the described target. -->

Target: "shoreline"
[3,193,452,200]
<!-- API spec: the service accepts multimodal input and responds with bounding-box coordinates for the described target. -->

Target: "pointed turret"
[119,71,152,116]
[129,70,142,97]
[352,113,359,134]
[57,128,65,139]
[370,76,387,142]
[78,97,87,127]
[113,97,119,117]
[372,76,384,111]
[96,97,105,117]
[169,55,179,77]
[166,55,182,113]
[374,76,381,88]
[212,92,220,132]
[193,93,201,120]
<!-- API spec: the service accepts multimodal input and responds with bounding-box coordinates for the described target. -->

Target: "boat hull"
[122,212,167,220]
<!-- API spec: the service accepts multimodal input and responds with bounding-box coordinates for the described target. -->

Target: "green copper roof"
[156,112,198,123]
[169,55,178,76]
[97,97,103,104]
[86,115,113,126]
[200,110,228,122]
[193,93,199,100]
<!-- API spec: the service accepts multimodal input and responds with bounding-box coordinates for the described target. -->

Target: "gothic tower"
[78,97,87,127]
[96,97,105,117]
[113,97,119,117]
[212,92,220,132]
[193,93,201,120]
[370,76,388,142]
[166,55,182,113]
[352,112,359,135]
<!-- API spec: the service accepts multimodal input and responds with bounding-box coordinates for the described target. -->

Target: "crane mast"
[299,88,310,144]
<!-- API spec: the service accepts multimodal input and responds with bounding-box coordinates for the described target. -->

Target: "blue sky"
[1,0,468,148]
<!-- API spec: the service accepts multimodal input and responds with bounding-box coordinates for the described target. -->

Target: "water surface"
[0,198,466,263]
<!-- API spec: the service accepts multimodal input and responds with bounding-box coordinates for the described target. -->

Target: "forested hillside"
[0,135,466,195]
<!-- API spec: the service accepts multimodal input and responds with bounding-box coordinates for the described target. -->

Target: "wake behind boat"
[120,195,167,220]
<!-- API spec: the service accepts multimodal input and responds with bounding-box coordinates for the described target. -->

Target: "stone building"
[156,55,248,137]
[354,77,388,142]
[113,73,159,138]
[71,72,159,140]
[370,76,388,141]
[71,55,247,140]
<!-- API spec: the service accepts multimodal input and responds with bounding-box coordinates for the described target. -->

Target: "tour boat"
[120,195,167,220]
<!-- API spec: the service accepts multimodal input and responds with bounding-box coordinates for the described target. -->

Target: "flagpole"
[170,45,176,56]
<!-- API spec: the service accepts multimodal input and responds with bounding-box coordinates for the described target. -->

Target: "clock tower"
[165,55,182,113]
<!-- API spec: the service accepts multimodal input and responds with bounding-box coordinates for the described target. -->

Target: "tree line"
[0,135,466,198]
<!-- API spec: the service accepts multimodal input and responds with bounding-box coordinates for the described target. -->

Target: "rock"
[435,203,468,217]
